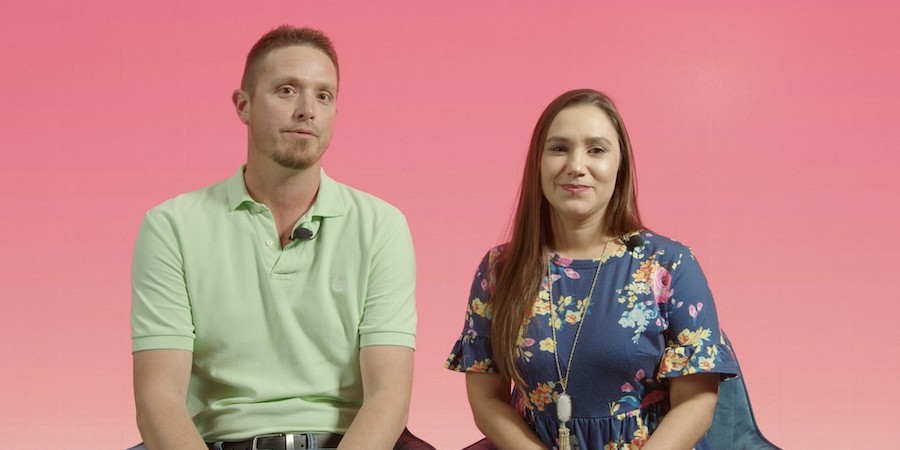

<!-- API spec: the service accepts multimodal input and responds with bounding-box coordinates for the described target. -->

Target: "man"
[131,26,416,450]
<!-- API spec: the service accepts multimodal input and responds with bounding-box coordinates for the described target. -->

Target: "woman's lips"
[561,184,590,193]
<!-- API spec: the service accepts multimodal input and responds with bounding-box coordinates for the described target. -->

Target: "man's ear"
[232,89,250,124]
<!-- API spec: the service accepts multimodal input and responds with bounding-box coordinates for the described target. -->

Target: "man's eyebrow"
[270,76,336,92]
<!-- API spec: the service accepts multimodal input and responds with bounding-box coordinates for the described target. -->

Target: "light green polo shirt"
[131,167,416,440]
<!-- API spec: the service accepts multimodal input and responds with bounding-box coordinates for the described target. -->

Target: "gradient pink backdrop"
[2,1,898,448]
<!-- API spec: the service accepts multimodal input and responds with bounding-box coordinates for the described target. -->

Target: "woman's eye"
[548,146,566,153]
[589,147,607,154]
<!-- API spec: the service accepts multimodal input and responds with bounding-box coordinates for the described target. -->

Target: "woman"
[446,89,739,450]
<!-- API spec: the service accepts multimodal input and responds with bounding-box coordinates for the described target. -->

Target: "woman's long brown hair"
[490,89,644,389]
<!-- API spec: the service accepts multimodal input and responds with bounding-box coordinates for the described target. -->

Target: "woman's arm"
[466,372,547,450]
[641,373,719,450]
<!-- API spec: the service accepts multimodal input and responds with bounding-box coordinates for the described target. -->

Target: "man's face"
[236,45,338,170]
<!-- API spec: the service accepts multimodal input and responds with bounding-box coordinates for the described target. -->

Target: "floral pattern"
[446,231,740,449]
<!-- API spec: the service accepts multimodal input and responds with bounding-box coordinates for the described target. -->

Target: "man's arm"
[338,345,413,450]
[133,349,207,450]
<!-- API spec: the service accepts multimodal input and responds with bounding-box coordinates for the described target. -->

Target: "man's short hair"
[241,25,339,95]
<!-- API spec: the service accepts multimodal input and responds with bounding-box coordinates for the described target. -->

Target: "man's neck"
[243,159,321,246]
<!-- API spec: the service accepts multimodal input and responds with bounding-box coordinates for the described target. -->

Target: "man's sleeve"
[358,211,416,349]
[131,210,195,352]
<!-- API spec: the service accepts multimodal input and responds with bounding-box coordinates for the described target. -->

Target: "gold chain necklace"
[548,239,610,450]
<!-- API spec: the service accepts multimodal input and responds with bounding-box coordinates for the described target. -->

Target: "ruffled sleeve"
[656,246,740,380]
[445,248,501,373]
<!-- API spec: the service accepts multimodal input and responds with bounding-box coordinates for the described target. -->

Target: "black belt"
[207,432,343,450]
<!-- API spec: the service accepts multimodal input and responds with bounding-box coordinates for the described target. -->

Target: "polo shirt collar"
[226,166,345,218]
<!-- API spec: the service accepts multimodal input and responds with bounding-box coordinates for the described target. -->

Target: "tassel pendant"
[558,424,572,450]
[557,393,573,450]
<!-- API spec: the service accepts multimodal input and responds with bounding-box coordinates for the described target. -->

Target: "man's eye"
[279,87,296,95]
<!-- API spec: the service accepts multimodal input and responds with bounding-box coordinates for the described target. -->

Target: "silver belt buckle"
[251,433,299,450]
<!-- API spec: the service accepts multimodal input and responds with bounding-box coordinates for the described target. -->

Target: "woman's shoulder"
[631,230,695,259]
[467,244,508,274]
[480,244,508,269]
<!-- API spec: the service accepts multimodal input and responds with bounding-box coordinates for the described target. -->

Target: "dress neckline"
[549,245,628,269]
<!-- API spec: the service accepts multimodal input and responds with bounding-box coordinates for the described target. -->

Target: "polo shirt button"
[265,239,274,246]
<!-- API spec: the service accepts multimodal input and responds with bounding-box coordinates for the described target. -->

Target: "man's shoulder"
[327,177,406,221]
[143,176,232,220]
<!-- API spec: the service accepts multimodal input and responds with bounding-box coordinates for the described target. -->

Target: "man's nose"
[294,93,315,120]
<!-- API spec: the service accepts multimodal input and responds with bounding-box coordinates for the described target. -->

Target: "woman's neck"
[549,214,613,260]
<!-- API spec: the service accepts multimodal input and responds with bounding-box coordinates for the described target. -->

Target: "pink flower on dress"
[621,383,633,392]
[688,302,704,319]
[650,266,674,304]
[555,255,573,266]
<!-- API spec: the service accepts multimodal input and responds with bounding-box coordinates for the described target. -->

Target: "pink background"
[2,1,898,448]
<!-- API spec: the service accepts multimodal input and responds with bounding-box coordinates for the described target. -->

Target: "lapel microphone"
[622,234,644,249]
[291,227,314,241]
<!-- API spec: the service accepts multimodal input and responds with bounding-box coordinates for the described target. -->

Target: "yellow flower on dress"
[549,314,562,329]
[576,297,591,310]
[469,359,493,373]
[677,329,698,346]
[676,327,711,347]
[609,402,621,415]
[662,351,688,373]
[632,259,660,283]
[532,299,551,316]
[697,327,711,342]
[633,415,649,446]
[528,382,556,411]
[698,356,716,371]
[539,337,555,353]
[471,298,491,318]
[565,309,582,325]
[556,294,573,309]
[538,287,550,300]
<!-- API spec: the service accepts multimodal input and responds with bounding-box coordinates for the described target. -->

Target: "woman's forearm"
[466,372,547,450]
[641,373,719,450]
[471,396,547,450]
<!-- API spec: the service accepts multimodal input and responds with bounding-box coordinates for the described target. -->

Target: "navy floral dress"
[446,231,740,450]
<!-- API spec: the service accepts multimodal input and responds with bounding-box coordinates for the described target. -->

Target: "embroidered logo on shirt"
[332,276,347,293]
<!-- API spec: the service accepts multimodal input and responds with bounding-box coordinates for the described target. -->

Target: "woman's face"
[540,105,621,227]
